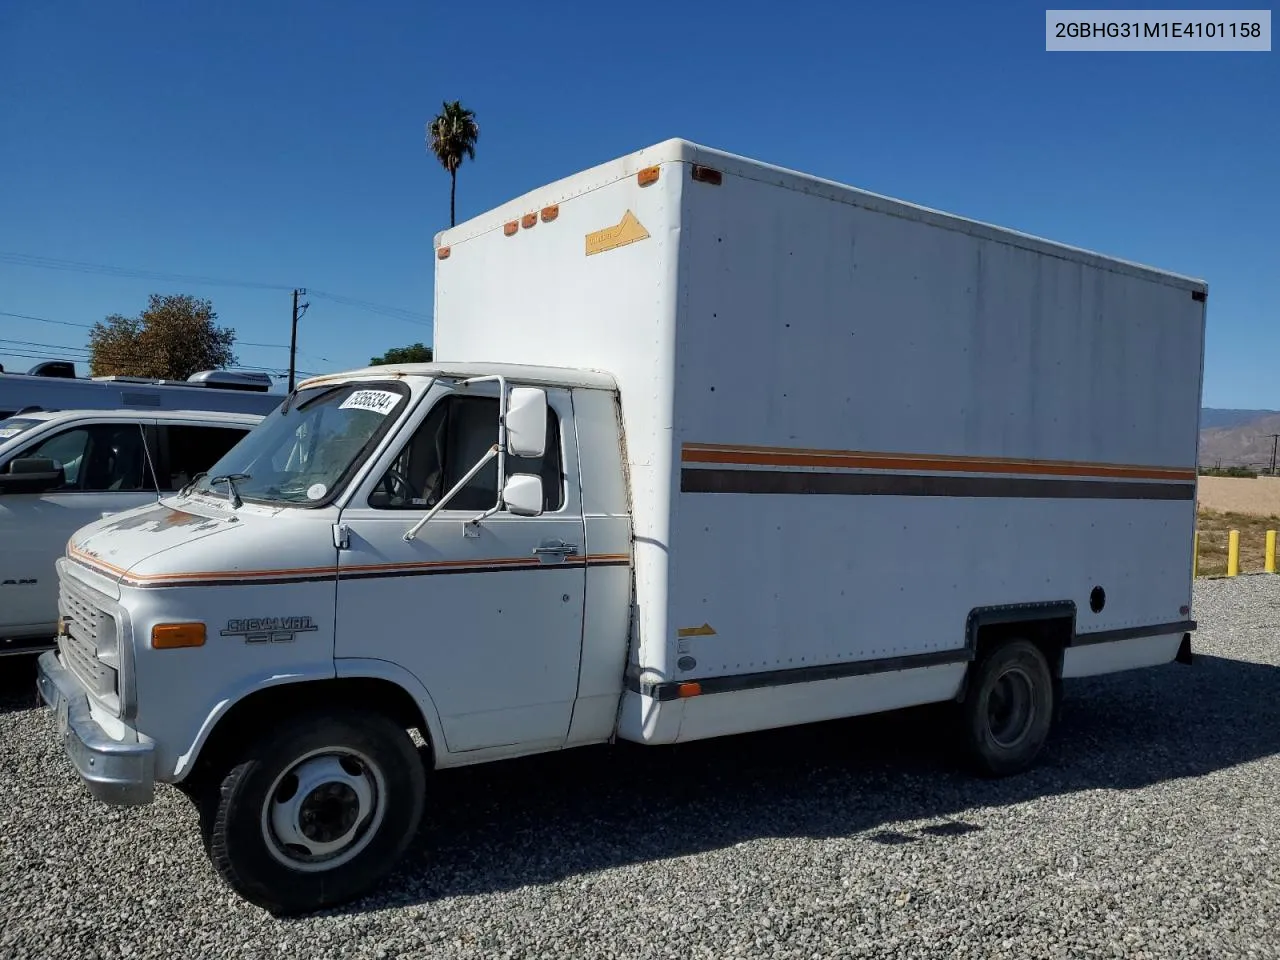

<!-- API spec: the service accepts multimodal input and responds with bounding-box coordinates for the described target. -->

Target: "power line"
[0,251,433,325]
[1,309,287,347]
[308,290,432,327]
[0,335,322,377]
[0,251,292,292]
[0,338,92,353]
[0,309,93,329]
[0,344,317,380]
[0,310,328,362]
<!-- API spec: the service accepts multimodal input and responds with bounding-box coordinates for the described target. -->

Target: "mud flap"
[1175,632,1194,665]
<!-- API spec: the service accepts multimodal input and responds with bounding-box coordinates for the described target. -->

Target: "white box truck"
[35,139,1206,915]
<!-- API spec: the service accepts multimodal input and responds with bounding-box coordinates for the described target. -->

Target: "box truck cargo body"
[436,138,1204,744]
[36,139,1205,914]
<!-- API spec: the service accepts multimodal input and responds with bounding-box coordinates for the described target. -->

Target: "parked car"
[0,408,264,655]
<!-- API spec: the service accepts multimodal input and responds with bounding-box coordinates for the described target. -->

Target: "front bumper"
[36,650,155,805]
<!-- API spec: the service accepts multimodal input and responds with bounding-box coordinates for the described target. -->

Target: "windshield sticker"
[339,389,400,416]
[0,428,21,439]
[307,483,328,500]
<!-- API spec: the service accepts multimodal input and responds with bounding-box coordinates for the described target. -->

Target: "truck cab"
[36,363,632,913]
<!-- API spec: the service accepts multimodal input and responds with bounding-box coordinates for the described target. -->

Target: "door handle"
[533,541,579,558]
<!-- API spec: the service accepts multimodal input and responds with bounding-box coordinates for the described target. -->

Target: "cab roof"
[297,361,619,392]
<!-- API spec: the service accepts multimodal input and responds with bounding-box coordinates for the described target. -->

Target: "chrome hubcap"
[262,749,386,871]
[987,667,1036,748]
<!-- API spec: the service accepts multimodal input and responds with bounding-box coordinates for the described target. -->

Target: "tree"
[370,342,433,365]
[427,100,479,227]
[88,293,237,380]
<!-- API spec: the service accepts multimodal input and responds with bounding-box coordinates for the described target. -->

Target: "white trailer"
[35,139,1206,914]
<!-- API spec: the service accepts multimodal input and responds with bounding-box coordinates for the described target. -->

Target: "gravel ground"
[3,576,1280,960]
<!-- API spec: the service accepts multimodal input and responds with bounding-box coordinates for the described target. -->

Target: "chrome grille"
[60,577,109,649]
[58,633,115,699]
[58,576,119,706]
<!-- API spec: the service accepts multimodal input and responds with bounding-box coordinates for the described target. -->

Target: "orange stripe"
[682,443,1194,482]
[69,544,629,586]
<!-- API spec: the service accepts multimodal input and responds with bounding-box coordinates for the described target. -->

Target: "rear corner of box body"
[433,149,691,694]
[664,154,1204,702]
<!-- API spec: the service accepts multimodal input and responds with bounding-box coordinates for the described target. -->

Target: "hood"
[69,497,251,586]
[67,494,336,591]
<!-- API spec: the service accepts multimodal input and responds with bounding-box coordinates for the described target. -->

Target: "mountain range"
[1199,408,1280,469]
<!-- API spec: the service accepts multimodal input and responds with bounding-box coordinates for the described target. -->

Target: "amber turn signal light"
[152,623,206,649]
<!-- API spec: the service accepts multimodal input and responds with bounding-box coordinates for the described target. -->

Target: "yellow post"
[1228,529,1240,577]
[1193,531,1199,578]
[1266,529,1276,574]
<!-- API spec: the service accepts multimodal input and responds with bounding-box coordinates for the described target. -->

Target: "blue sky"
[1,1,1275,406]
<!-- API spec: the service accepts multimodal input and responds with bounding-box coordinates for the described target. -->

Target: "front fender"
[334,656,448,763]
[169,665,337,780]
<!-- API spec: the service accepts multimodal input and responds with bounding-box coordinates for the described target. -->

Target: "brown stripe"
[682,467,1195,501]
[682,443,1194,482]
[69,545,629,589]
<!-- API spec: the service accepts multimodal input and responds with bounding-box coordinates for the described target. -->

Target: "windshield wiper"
[210,473,251,509]
[179,471,208,497]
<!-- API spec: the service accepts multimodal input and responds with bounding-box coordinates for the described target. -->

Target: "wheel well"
[187,677,433,785]
[965,601,1076,686]
[973,617,1072,676]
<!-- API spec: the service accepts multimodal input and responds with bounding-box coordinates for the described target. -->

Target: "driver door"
[334,384,586,755]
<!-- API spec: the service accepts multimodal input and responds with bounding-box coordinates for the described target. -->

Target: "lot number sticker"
[340,389,399,415]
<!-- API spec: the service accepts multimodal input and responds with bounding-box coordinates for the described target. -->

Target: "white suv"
[0,408,263,655]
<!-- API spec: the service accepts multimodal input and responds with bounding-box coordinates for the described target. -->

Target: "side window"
[369,395,564,512]
[27,428,91,488]
[163,425,250,491]
[25,423,154,492]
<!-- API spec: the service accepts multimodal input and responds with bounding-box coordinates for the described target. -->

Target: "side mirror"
[506,387,547,459]
[0,457,65,494]
[503,473,544,517]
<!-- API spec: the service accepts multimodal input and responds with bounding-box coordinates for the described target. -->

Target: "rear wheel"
[206,707,426,915]
[958,639,1055,777]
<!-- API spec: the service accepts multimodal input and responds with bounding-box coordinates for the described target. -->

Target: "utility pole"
[1269,434,1279,476]
[288,288,309,392]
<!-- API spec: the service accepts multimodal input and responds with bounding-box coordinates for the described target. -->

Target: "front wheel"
[958,639,1056,777]
[207,707,426,914]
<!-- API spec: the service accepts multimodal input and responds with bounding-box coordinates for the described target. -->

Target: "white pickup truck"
[0,408,263,654]
[36,140,1205,915]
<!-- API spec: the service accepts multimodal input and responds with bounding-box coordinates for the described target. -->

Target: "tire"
[206,707,426,915]
[958,639,1055,777]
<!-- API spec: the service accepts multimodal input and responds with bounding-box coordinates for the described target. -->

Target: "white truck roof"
[436,137,1206,292]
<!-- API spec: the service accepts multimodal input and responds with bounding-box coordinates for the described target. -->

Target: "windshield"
[191,381,411,506]
[0,418,45,445]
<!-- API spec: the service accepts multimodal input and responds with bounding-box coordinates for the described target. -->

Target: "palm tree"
[427,100,479,227]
